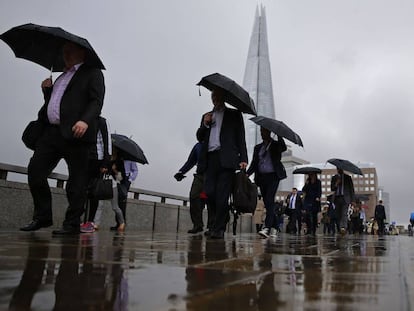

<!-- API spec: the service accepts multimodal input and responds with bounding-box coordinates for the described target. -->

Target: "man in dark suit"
[330,168,355,234]
[374,200,386,236]
[247,127,287,238]
[197,88,248,239]
[20,41,105,234]
[285,188,303,234]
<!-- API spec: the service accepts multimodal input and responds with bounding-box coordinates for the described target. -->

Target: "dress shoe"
[209,230,224,239]
[52,227,80,235]
[204,230,211,237]
[20,219,53,231]
[187,227,203,234]
[110,225,119,231]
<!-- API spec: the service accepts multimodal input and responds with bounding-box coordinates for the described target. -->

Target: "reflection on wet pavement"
[0,231,413,310]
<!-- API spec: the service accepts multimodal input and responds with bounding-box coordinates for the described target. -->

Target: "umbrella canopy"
[249,116,303,147]
[111,134,148,165]
[327,158,363,175]
[197,73,257,115]
[293,167,322,174]
[0,23,105,72]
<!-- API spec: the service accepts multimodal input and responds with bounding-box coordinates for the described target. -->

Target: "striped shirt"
[47,63,82,124]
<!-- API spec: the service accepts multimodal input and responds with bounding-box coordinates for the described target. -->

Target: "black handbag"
[232,171,258,214]
[88,174,113,200]
[22,120,45,150]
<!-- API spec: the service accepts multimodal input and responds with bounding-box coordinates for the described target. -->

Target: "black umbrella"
[111,134,148,165]
[197,72,257,115]
[327,158,363,175]
[293,167,322,174]
[250,116,303,147]
[0,23,105,72]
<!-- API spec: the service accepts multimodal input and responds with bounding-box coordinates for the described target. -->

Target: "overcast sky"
[0,0,413,224]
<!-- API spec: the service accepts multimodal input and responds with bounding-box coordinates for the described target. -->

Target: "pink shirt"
[47,63,82,124]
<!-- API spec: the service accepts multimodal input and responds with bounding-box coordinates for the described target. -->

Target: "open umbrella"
[197,72,257,115]
[250,116,303,147]
[327,158,363,175]
[111,134,148,165]
[0,23,105,72]
[293,167,322,174]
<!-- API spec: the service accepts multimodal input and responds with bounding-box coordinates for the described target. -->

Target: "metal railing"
[0,162,188,206]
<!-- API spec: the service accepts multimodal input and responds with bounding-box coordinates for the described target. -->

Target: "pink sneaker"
[80,221,95,233]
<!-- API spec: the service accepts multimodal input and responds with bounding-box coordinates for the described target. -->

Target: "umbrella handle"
[49,66,53,82]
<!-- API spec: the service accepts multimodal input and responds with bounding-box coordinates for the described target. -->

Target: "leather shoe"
[204,230,211,237]
[187,227,203,234]
[20,219,53,231]
[110,225,118,231]
[209,230,224,239]
[52,227,80,235]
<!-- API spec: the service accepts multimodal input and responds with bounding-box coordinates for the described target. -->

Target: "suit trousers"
[334,196,348,229]
[204,151,234,233]
[257,172,280,229]
[189,173,205,229]
[116,180,131,225]
[86,159,102,222]
[28,125,91,228]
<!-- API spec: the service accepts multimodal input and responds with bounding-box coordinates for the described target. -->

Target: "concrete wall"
[0,180,254,233]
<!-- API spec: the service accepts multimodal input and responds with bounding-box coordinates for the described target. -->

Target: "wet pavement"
[0,230,413,310]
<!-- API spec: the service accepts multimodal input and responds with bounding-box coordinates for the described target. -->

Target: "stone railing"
[0,162,189,206]
[0,162,253,233]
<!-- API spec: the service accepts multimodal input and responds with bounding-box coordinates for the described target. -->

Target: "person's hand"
[203,113,213,127]
[72,121,88,138]
[239,162,248,170]
[41,78,52,89]
[174,172,185,181]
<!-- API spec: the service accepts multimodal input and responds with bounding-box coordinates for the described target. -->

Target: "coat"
[246,138,287,184]
[38,64,105,143]
[197,107,248,173]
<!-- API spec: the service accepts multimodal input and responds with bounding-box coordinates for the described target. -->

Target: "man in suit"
[285,188,303,234]
[247,127,287,238]
[330,168,355,234]
[197,88,248,239]
[374,200,386,236]
[20,41,105,234]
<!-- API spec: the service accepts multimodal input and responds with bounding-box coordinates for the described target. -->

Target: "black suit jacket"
[38,64,105,143]
[375,204,386,220]
[286,193,303,213]
[246,138,287,183]
[330,173,355,204]
[197,107,247,173]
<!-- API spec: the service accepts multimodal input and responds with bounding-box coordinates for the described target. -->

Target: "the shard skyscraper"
[243,5,275,159]
[243,5,309,192]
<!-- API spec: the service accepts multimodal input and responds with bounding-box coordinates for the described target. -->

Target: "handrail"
[0,162,189,206]
[0,162,68,188]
